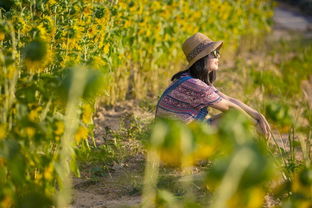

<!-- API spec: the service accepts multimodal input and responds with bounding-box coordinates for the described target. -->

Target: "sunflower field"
[0,0,294,207]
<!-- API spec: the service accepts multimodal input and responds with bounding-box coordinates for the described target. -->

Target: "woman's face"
[207,51,220,71]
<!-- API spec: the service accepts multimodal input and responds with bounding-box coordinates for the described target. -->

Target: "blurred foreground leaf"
[149,110,278,208]
[57,66,108,103]
[22,40,47,61]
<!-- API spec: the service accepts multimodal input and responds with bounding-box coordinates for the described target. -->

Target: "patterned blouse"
[155,72,222,123]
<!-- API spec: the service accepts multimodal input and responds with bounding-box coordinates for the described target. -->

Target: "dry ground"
[72,100,153,208]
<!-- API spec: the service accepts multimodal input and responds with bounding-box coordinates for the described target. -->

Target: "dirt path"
[271,2,312,40]
[72,100,153,208]
[72,2,312,208]
[274,3,312,32]
[73,155,144,208]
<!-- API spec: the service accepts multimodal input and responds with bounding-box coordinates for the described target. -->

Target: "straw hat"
[182,32,223,69]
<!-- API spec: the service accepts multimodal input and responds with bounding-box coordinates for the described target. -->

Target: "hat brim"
[184,41,223,70]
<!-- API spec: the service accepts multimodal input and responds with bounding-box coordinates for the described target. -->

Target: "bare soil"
[72,100,153,208]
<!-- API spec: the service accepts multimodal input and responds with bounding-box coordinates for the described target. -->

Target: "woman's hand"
[255,113,272,139]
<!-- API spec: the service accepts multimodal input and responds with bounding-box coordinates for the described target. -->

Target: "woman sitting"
[155,32,271,138]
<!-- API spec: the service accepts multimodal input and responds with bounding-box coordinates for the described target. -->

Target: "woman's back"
[155,72,222,123]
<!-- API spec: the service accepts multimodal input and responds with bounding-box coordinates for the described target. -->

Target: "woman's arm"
[211,91,271,138]
[216,91,259,120]
[209,98,256,123]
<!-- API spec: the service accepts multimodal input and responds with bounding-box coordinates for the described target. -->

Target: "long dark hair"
[171,55,216,85]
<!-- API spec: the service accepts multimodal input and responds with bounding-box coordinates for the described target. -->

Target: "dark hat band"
[186,40,213,61]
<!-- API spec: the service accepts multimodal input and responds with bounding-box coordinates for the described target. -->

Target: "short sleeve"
[183,79,222,109]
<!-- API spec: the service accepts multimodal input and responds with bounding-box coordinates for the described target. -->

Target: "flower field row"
[0,0,274,207]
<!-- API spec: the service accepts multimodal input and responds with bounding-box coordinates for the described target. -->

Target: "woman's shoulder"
[180,74,212,90]
[174,72,218,92]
